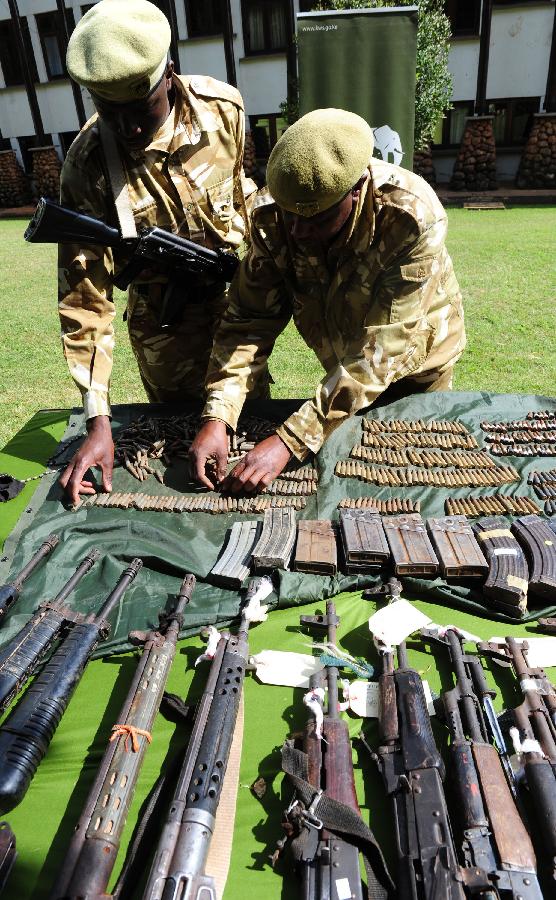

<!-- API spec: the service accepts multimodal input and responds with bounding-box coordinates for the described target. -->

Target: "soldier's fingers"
[66,460,93,506]
[220,458,247,492]
[215,449,228,483]
[59,458,76,490]
[99,460,113,493]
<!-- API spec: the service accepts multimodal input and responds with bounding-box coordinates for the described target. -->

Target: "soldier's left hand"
[220,435,292,494]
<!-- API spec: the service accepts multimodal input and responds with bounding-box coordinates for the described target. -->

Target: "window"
[444,0,480,37]
[185,0,224,37]
[36,10,75,80]
[58,131,79,158]
[433,101,473,147]
[487,97,539,146]
[0,17,38,86]
[298,1,316,10]
[249,113,288,155]
[242,0,289,55]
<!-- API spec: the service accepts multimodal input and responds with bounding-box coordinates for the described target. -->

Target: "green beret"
[267,108,374,217]
[67,0,171,102]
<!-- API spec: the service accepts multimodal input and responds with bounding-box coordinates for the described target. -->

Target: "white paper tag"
[250,650,324,687]
[488,636,556,669]
[368,599,432,646]
[335,878,352,900]
[347,679,434,717]
[493,548,519,556]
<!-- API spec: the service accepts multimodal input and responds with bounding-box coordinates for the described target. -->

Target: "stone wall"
[0,150,30,208]
[30,146,61,200]
[450,116,497,191]
[516,113,556,189]
[412,143,436,185]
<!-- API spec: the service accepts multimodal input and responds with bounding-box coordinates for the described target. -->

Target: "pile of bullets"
[335,460,519,488]
[481,412,556,456]
[82,492,308,514]
[361,431,478,450]
[337,497,421,513]
[445,494,541,516]
[113,412,283,483]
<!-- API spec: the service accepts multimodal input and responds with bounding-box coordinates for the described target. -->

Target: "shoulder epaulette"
[187,75,244,110]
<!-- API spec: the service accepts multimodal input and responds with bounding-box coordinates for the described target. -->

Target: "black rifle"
[478,636,556,880]
[0,534,59,621]
[280,601,394,900]
[49,573,196,900]
[142,577,265,900]
[422,627,542,899]
[0,558,142,813]
[24,198,239,326]
[0,548,100,715]
[372,638,466,899]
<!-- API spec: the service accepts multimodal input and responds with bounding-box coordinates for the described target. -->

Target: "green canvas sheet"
[0,398,555,899]
[1,391,556,661]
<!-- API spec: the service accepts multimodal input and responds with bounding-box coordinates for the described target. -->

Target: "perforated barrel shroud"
[293,521,338,576]
[472,516,529,618]
[251,507,297,571]
[426,516,489,579]
[338,509,389,574]
[511,514,556,599]
[382,513,439,576]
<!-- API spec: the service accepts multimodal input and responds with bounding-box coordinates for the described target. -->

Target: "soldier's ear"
[351,174,368,202]
[165,61,174,85]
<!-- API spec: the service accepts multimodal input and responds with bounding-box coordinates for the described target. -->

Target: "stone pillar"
[516,113,556,189]
[30,146,61,200]
[0,149,30,208]
[412,143,436,186]
[450,116,497,191]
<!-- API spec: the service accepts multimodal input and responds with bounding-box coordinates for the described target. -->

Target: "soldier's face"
[92,65,174,152]
[283,180,364,248]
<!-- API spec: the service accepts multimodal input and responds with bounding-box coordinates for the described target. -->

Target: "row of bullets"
[264,479,316,496]
[335,460,519,487]
[528,469,556,484]
[279,466,318,482]
[484,430,556,444]
[532,484,556,500]
[362,418,470,434]
[445,494,541,517]
[545,500,556,516]
[351,445,496,469]
[361,431,479,450]
[489,442,556,457]
[482,416,556,432]
[526,410,555,421]
[337,497,421,513]
[82,492,308,513]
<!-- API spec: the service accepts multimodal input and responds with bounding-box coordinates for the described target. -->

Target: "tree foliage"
[299,0,453,150]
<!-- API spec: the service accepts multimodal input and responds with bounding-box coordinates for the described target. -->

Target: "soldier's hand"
[189,420,229,489]
[220,435,292,495]
[60,415,114,506]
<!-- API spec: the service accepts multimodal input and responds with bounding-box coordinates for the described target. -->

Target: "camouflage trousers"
[127,282,270,404]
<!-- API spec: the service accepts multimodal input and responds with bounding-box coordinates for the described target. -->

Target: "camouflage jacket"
[59,74,251,420]
[202,160,466,460]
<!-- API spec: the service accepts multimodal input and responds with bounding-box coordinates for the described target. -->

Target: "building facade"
[0,1,555,183]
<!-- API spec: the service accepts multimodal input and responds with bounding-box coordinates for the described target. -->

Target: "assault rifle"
[24,198,239,327]
[141,577,268,900]
[372,633,465,898]
[421,626,543,899]
[0,534,59,621]
[0,558,142,813]
[478,636,556,879]
[49,573,196,899]
[0,548,100,714]
[280,600,394,900]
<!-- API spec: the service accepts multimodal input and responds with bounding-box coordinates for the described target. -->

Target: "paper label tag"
[493,548,519,556]
[250,650,324,687]
[368,599,432,646]
[488,637,556,669]
[347,678,434,717]
[335,878,352,900]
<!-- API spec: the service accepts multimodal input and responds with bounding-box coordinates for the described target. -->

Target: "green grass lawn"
[0,207,554,449]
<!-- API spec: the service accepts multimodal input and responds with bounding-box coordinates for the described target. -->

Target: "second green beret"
[267,108,375,217]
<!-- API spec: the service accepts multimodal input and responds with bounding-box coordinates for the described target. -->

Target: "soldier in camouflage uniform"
[190,108,466,492]
[58,0,262,505]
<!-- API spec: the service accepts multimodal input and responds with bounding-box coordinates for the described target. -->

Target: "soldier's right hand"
[60,415,114,506]
[189,420,229,489]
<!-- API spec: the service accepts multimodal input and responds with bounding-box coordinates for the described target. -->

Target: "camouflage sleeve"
[201,224,292,429]
[58,153,115,420]
[276,219,450,460]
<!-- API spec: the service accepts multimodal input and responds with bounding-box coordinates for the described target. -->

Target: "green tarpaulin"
[297,7,418,169]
